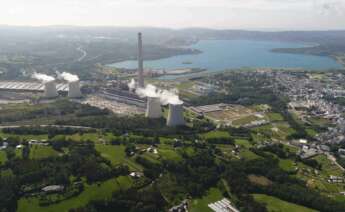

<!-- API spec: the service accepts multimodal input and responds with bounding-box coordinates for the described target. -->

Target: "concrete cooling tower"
[166,104,185,127]
[44,81,58,98]
[68,81,82,98]
[146,97,162,119]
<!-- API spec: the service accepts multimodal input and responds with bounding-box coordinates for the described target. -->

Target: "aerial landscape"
[1,1,345,212]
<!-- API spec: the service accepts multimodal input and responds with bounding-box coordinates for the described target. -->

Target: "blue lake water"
[109,40,343,74]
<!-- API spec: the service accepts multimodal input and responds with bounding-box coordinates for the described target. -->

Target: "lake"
[109,40,343,75]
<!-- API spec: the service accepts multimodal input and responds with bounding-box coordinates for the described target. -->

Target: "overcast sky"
[1,0,345,30]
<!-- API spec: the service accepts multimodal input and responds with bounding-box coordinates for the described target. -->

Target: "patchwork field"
[253,194,317,212]
[205,105,255,124]
[17,176,133,212]
[190,187,223,212]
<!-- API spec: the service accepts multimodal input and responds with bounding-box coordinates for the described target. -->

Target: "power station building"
[68,81,82,98]
[146,97,162,118]
[44,81,58,98]
[166,104,186,127]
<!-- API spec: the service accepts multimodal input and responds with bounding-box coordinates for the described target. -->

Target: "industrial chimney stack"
[137,32,144,88]
[44,81,58,98]
[146,97,163,119]
[166,104,186,127]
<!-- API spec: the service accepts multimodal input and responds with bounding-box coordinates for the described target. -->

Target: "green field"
[253,194,317,212]
[0,151,7,164]
[0,132,48,141]
[95,144,142,171]
[239,149,261,160]
[314,155,343,177]
[17,176,133,212]
[201,130,231,139]
[267,113,284,122]
[253,123,296,141]
[235,139,252,148]
[279,159,296,172]
[232,115,261,126]
[158,144,182,161]
[29,146,59,160]
[190,187,224,212]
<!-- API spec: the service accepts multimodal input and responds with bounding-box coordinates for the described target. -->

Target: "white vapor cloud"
[134,82,183,105]
[58,72,79,82]
[32,72,55,82]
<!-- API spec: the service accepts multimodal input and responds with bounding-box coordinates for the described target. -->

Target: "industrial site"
[0,33,187,127]
[2,30,345,212]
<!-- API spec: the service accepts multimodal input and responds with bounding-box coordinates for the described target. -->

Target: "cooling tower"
[146,97,162,119]
[44,81,58,98]
[68,81,82,98]
[166,104,185,127]
[137,32,144,88]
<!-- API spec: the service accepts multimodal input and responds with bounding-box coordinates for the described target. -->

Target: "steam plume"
[133,80,183,105]
[32,72,55,82]
[128,79,137,91]
[159,89,183,105]
[59,72,79,82]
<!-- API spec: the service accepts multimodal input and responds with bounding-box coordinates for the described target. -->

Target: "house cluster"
[208,198,240,212]
[0,141,8,150]
[290,139,331,159]
[328,175,344,184]
[271,71,345,161]
[169,199,188,212]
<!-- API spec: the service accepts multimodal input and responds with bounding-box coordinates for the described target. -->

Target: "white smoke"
[158,89,183,105]
[136,84,159,98]
[58,72,79,82]
[134,81,183,105]
[128,79,137,91]
[31,72,55,82]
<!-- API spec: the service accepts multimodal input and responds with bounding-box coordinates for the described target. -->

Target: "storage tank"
[44,81,58,98]
[146,97,162,119]
[68,81,82,98]
[166,104,185,127]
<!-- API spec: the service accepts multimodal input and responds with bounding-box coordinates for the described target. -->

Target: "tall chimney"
[138,32,144,88]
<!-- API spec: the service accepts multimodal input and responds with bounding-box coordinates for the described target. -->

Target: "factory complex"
[0,81,68,93]
[0,33,186,127]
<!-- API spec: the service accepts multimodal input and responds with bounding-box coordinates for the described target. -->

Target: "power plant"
[146,97,162,119]
[68,81,82,98]
[166,104,186,127]
[137,32,145,88]
[44,81,58,98]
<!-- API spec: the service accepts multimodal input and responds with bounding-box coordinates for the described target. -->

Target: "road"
[326,152,345,171]
[76,46,87,62]
[0,124,94,130]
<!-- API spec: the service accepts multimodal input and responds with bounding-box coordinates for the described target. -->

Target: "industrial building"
[68,80,82,98]
[44,81,58,98]
[189,103,228,114]
[0,81,69,93]
[146,97,162,118]
[167,104,186,127]
[99,89,146,108]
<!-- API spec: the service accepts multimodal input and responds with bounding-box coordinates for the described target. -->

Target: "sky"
[1,0,345,30]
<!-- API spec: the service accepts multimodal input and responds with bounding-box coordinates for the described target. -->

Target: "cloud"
[1,0,344,29]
